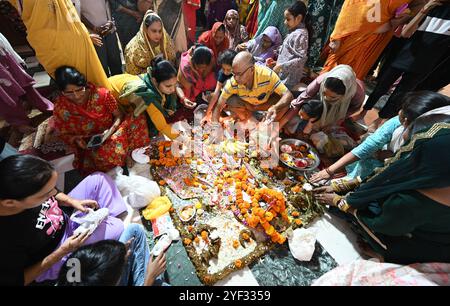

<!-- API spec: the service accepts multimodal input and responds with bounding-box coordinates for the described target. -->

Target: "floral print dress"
[54,83,150,174]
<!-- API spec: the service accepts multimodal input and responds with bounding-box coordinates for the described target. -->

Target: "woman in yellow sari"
[321,0,412,80]
[8,0,110,90]
[124,10,176,75]
[109,57,180,140]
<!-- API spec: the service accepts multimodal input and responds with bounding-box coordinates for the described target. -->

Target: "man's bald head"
[232,51,255,68]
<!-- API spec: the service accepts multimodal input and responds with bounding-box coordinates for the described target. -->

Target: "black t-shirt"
[0,197,67,285]
[217,69,232,84]
[392,4,450,73]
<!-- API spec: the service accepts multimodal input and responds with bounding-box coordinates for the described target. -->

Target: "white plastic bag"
[113,167,161,209]
[288,228,317,261]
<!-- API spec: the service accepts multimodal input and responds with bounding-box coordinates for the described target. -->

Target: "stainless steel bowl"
[279,139,320,171]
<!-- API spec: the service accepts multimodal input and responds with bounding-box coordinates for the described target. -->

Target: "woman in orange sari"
[321,0,412,80]
[53,66,150,174]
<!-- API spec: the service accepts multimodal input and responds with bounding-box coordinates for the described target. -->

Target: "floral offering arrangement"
[146,132,323,285]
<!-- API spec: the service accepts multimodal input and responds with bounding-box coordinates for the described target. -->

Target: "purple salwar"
[0,53,53,126]
[35,172,127,282]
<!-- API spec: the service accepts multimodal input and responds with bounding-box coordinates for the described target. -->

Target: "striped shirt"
[221,65,288,105]
[392,4,450,73]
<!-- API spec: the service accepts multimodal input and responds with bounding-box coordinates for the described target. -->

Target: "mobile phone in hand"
[86,134,104,149]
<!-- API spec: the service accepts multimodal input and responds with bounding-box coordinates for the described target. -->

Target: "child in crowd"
[296,99,323,135]
[270,1,311,93]
[202,49,238,123]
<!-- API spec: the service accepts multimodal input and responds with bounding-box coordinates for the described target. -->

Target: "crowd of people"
[1,0,449,286]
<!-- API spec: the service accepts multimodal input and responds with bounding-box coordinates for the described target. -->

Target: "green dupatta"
[119,70,178,137]
[347,121,450,209]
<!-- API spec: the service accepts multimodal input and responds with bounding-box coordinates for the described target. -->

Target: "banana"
[217,139,248,154]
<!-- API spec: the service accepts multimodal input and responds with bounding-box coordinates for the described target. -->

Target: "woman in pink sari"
[176,45,217,109]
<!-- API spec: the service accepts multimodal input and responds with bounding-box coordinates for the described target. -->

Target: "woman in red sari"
[53,66,150,174]
[198,22,230,58]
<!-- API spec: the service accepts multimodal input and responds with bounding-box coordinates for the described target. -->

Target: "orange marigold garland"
[150,141,183,167]
[232,187,289,245]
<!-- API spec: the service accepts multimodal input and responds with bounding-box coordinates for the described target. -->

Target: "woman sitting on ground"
[314,92,450,264]
[198,21,230,58]
[0,155,128,285]
[57,224,167,286]
[311,91,450,182]
[237,26,282,64]
[279,64,365,134]
[176,45,217,109]
[125,10,176,75]
[109,57,181,140]
[53,66,150,174]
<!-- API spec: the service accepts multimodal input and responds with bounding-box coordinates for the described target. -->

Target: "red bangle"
[325,168,334,177]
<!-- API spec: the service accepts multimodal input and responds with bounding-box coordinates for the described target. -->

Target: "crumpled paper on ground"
[288,228,317,261]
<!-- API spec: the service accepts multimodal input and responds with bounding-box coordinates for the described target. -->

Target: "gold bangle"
[332,195,343,207]
[338,199,350,213]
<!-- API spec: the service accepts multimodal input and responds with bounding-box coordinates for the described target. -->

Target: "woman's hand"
[181,97,197,109]
[90,34,103,47]
[329,40,341,53]
[312,185,334,194]
[315,192,338,206]
[70,198,99,212]
[310,169,332,183]
[145,252,167,286]
[99,21,115,36]
[59,231,91,255]
[201,113,212,126]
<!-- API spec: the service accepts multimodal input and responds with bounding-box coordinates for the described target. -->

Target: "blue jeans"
[118,224,150,286]
[118,224,168,286]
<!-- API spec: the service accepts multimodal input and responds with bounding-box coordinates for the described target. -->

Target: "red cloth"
[198,22,230,57]
[183,1,200,44]
[180,50,217,101]
[53,83,149,174]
